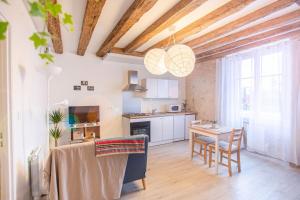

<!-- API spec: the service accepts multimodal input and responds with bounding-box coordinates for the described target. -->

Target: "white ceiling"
[55,0,299,55]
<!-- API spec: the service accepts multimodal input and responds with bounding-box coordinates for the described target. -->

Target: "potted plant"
[49,109,64,147]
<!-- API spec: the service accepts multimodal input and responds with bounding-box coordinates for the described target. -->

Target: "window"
[240,58,254,112]
[259,52,282,114]
[239,52,283,116]
[218,40,294,161]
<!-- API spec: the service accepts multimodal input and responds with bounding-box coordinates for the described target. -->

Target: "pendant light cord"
[164,26,177,50]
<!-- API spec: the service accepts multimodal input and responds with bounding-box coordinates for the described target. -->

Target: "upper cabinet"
[168,80,179,99]
[142,78,179,99]
[142,78,157,98]
[157,79,169,98]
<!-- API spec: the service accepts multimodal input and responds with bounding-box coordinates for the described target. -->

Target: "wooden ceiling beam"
[110,47,144,57]
[196,28,300,63]
[186,0,297,48]
[47,0,63,54]
[77,0,106,56]
[124,0,208,53]
[197,21,300,58]
[96,0,158,58]
[194,10,300,54]
[143,0,255,53]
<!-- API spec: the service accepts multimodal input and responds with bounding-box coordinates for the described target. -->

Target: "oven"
[130,121,151,142]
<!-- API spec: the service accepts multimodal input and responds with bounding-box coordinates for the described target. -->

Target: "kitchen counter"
[122,112,197,119]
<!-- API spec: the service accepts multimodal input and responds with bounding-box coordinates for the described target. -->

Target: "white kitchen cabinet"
[142,78,158,98]
[157,79,169,98]
[162,116,174,141]
[150,116,173,143]
[150,117,163,142]
[124,114,195,146]
[168,80,179,99]
[185,114,196,139]
[173,115,185,141]
[142,78,179,99]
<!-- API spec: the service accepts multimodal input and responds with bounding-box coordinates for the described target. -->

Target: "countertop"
[122,112,197,119]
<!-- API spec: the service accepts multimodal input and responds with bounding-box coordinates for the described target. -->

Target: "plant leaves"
[63,13,73,25]
[62,13,74,32]
[29,33,48,49]
[49,126,61,139]
[38,31,50,37]
[0,21,9,40]
[45,0,62,17]
[39,53,54,63]
[49,110,64,124]
[29,1,45,17]
[0,0,9,4]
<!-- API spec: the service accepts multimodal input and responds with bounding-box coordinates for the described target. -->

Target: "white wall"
[0,1,48,200]
[50,53,185,142]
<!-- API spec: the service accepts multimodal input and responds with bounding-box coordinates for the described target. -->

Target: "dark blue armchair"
[123,135,149,189]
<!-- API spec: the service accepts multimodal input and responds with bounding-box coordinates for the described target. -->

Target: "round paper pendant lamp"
[144,48,168,75]
[165,44,195,77]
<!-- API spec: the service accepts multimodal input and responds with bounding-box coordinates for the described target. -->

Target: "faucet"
[151,108,157,114]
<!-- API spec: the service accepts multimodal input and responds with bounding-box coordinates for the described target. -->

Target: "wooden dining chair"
[192,135,215,164]
[192,120,215,164]
[208,128,244,176]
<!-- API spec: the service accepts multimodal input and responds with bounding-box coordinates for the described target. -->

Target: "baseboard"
[289,162,300,168]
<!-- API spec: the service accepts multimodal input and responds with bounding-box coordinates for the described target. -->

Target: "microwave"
[168,104,182,112]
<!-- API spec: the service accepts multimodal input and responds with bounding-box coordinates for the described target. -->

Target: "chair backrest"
[123,135,149,184]
[228,128,244,152]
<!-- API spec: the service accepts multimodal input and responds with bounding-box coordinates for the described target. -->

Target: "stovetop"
[122,113,152,117]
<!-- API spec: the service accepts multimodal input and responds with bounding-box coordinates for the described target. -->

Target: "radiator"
[29,147,42,200]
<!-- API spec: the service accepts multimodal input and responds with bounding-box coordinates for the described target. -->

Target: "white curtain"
[217,40,300,164]
[290,39,300,165]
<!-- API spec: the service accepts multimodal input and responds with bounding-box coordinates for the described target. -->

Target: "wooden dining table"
[189,124,232,174]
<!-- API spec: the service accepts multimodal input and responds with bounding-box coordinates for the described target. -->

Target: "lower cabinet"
[162,116,174,141]
[148,114,196,146]
[150,117,163,143]
[150,116,174,144]
[173,115,185,141]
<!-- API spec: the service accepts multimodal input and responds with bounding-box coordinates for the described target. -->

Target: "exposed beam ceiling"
[77,0,106,56]
[47,0,63,54]
[110,47,144,57]
[143,0,255,53]
[96,0,158,58]
[124,0,208,53]
[186,0,297,48]
[197,28,300,63]
[194,10,300,54]
[197,21,300,58]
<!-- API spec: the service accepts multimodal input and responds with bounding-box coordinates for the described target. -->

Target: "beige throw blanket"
[43,142,128,200]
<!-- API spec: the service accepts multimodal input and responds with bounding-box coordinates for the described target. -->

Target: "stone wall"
[186,60,217,121]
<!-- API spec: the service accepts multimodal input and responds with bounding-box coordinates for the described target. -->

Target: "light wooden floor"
[121,141,300,200]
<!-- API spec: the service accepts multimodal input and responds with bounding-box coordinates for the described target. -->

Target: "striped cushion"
[95,136,145,157]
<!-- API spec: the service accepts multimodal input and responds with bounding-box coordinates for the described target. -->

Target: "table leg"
[189,130,193,160]
[215,137,219,174]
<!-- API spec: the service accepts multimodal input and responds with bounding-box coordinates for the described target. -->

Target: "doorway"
[0,15,12,200]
